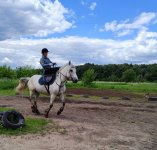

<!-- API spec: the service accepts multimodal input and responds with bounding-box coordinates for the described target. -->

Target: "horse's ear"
[69,61,71,65]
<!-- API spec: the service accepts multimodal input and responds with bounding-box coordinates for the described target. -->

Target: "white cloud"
[134,12,156,26]
[100,12,157,36]
[0,0,73,40]
[1,57,13,65]
[117,30,132,37]
[81,1,86,6]
[0,32,157,68]
[136,29,157,41]
[89,2,97,11]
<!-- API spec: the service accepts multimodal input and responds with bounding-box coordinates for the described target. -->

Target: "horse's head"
[59,61,78,83]
[67,61,78,83]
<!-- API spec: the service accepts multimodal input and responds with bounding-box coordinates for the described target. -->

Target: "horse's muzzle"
[72,79,78,83]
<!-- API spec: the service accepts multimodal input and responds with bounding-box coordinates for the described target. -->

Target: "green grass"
[0,79,29,96]
[0,107,15,112]
[94,82,157,93]
[0,79,18,90]
[0,90,16,96]
[0,117,67,136]
[0,117,49,136]
[0,107,67,136]
[0,107,48,136]
[67,81,157,93]
[0,79,157,95]
[0,79,18,96]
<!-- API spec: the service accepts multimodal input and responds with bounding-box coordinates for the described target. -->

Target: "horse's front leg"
[57,93,65,115]
[45,94,55,118]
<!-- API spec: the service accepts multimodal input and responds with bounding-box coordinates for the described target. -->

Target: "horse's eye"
[70,70,73,72]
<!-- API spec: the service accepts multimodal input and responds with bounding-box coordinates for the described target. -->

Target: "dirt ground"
[66,88,141,98]
[0,89,157,150]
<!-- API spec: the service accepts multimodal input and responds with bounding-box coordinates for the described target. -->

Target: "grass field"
[0,79,157,96]
[0,107,49,135]
[0,79,28,96]
[67,81,157,93]
[0,107,67,136]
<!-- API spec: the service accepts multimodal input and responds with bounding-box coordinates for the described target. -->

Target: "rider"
[40,48,56,82]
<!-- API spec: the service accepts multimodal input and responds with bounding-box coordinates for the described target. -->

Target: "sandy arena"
[0,89,157,150]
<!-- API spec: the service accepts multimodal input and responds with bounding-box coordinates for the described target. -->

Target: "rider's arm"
[46,58,57,67]
[40,58,52,69]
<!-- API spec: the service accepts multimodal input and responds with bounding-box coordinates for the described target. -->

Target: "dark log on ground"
[148,97,157,101]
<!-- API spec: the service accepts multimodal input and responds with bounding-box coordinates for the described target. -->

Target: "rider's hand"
[49,63,53,66]
[53,63,56,66]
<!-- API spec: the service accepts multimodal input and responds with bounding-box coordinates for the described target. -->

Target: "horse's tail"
[15,77,30,95]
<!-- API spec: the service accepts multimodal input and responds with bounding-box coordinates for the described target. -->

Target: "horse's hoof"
[32,109,36,113]
[31,106,36,112]
[45,114,48,118]
[36,110,40,115]
[36,112,40,115]
[57,111,61,115]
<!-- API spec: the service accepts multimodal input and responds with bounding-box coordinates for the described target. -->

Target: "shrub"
[122,69,136,82]
[0,66,17,79]
[82,69,96,86]
[16,66,39,78]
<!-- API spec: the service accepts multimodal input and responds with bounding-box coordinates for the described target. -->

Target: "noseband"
[55,67,76,95]
[58,66,76,82]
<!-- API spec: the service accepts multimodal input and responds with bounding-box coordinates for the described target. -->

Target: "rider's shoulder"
[40,57,42,60]
[41,56,48,59]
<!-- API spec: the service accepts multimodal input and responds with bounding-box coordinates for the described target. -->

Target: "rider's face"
[43,52,48,57]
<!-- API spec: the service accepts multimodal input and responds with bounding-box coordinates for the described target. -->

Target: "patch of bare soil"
[66,88,141,98]
[0,91,157,150]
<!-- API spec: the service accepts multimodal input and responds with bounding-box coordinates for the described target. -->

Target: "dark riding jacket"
[40,55,52,69]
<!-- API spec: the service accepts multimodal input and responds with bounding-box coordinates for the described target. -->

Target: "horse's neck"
[59,63,69,71]
[55,66,69,84]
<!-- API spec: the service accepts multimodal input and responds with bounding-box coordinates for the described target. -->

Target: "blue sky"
[0,0,157,68]
[54,0,157,38]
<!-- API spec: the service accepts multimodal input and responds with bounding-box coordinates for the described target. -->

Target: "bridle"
[55,66,76,95]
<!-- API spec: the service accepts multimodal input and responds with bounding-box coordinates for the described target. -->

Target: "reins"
[44,63,75,95]
[44,70,68,95]
[55,71,67,96]
[44,84,50,95]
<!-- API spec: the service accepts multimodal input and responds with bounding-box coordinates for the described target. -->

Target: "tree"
[122,69,136,82]
[0,65,17,79]
[16,66,39,78]
[82,69,96,86]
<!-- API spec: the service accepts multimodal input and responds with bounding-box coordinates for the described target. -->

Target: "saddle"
[38,75,56,85]
[38,67,59,94]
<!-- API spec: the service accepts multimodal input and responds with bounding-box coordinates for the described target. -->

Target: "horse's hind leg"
[45,94,55,118]
[34,91,40,114]
[57,93,65,115]
[29,90,40,115]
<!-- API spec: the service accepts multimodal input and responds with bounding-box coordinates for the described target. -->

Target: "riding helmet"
[41,48,49,54]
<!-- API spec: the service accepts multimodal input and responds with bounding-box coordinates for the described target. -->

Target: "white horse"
[16,61,78,118]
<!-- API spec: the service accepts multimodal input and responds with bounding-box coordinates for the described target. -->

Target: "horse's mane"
[59,62,74,71]
[59,63,69,71]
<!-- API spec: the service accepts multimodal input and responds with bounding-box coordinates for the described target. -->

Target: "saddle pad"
[38,76,46,85]
[38,75,55,85]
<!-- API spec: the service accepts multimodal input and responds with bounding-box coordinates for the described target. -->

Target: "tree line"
[0,63,157,82]
[0,66,41,79]
[77,63,157,82]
